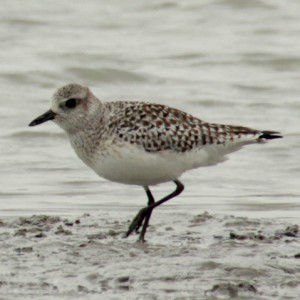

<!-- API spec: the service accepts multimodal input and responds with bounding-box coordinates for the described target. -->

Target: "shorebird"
[29,84,282,242]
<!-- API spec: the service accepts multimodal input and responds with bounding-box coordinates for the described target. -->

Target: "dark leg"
[137,187,155,242]
[125,180,184,241]
[130,187,155,236]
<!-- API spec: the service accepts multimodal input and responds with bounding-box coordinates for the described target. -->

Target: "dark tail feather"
[259,131,283,140]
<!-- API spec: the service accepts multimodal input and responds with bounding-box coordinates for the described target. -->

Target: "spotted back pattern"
[103,101,260,153]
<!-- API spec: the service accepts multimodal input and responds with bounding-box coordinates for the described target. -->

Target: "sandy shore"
[0,211,299,299]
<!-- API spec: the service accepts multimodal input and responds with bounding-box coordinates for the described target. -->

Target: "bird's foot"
[124,207,149,238]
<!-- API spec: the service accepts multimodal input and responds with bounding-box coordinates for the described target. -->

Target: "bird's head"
[29,83,101,133]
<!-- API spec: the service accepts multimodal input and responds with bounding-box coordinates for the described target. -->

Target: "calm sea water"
[0,0,299,218]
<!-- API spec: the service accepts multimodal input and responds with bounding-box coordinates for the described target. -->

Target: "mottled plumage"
[29,83,282,242]
[105,101,275,153]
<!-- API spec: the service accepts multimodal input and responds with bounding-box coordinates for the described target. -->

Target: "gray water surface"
[1,2,300,300]
[0,0,299,219]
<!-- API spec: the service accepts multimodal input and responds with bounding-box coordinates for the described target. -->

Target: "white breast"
[69,135,249,186]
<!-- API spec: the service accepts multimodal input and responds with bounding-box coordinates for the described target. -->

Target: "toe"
[125,207,149,237]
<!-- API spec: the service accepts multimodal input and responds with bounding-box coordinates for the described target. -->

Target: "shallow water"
[0,0,300,298]
[0,0,299,218]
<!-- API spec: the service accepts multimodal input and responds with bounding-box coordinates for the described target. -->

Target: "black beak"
[29,109,57,127]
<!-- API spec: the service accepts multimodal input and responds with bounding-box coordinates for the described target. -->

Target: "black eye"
[65,98,77,109]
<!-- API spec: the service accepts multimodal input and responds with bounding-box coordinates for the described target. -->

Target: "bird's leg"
[124,187,154,241]
[125,180,184,241]
[136,187,155,242]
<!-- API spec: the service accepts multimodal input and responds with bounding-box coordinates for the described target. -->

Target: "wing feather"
[104,102,281,153]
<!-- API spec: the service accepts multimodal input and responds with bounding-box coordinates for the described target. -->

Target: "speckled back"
[104,101,260,153]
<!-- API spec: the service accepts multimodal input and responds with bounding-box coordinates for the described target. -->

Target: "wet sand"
[0,211,299,299]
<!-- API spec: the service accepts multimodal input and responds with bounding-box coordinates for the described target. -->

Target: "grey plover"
[29,84,282,241]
